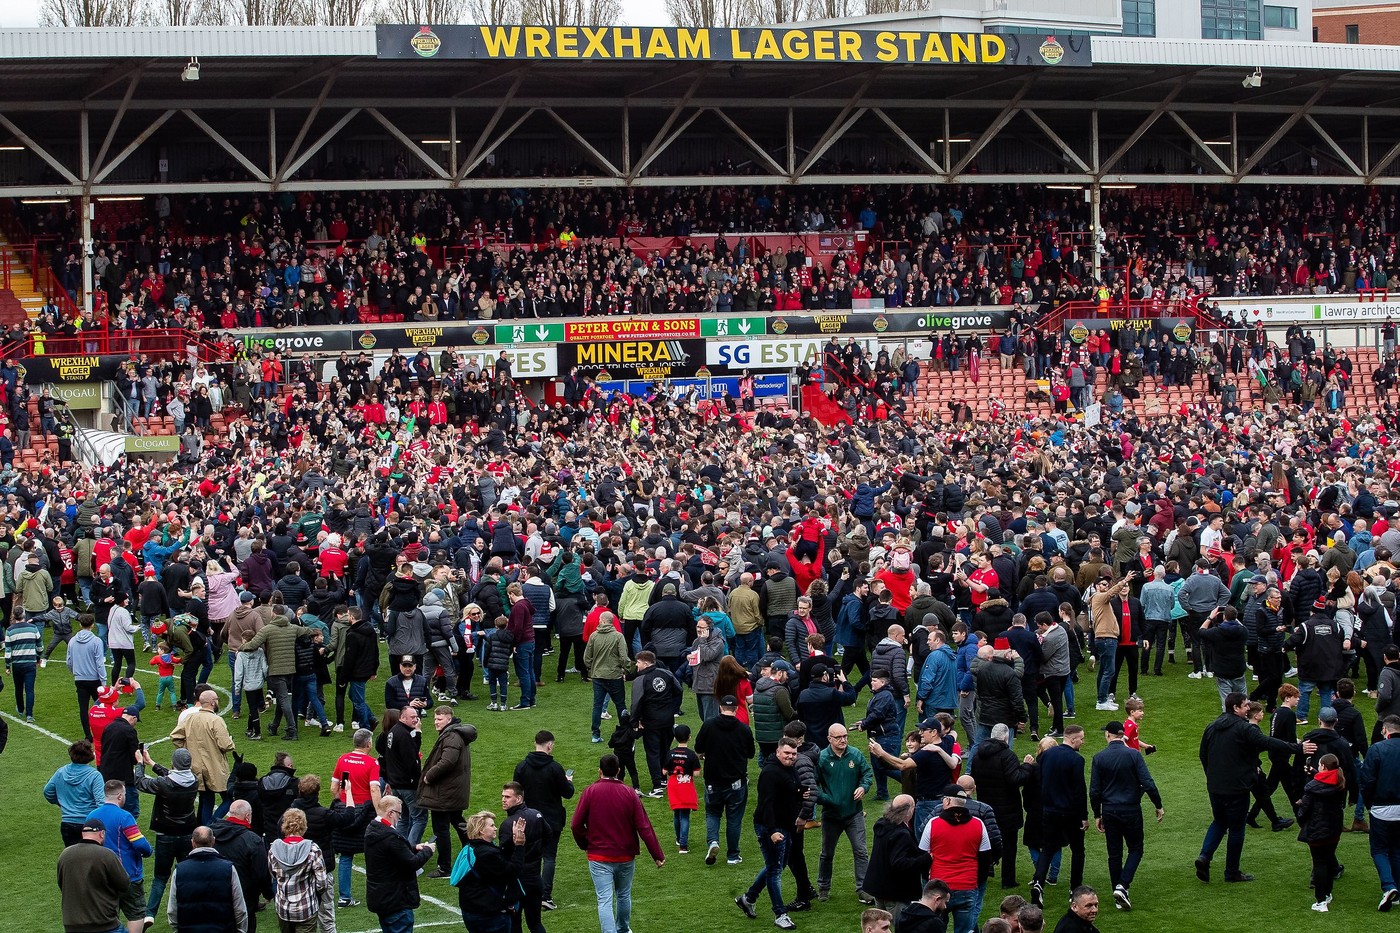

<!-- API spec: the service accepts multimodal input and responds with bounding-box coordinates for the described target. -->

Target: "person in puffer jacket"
[268,808,335,933]
[420,590,458,699]
[136,747,201,917]
[869,624,911,714]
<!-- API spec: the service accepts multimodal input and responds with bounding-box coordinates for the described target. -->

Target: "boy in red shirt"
[1122,697,1156,755]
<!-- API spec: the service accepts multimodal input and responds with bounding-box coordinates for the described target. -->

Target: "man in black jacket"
[1088,722,1163,911]
[99,705,142,819]
[383,706,426,843]
[365,795,436,932]
[1030,727,1088,908]
[256,751,298,845]
[972,646,1026,751]
[631,651,681,796]
[897,878,951,933]
[864,795,933,919]
[1196,692,1314,883]
[1359,714,1400,910]
[210,799,272,933]
[136,747,200,919]
[736,737,805,929]
[501,781,548,933]
[696,695,756,865]
[513,730,575,909]
[340,607,380,731]
[969,722,1032,888]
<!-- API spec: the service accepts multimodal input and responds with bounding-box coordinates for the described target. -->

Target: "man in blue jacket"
[917,627,958,717]
[1089,721,1164,912]
[952,623,981,744]
[1361,714,1400,912]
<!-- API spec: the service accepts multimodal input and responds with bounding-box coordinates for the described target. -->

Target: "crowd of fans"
[1,319,1399,933]
[8,182,1399,345]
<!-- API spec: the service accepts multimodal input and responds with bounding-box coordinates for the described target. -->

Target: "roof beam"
[459,107,537,179]
[1023,108,1090,174]
[1303,114,1362,177]
[0,112,79,184]
[870,108,943,175]
[795,70,880,177]
[461,74,523,177]
[276,71,341,184]
[92,110,175,185]
[629,70,708,183]
[1097,79,1187,176]
[275,108,360,186]
[1235,83,1332,181]
[630,108,705,180]
[711,108,787,177]
[181,109,270,183]
[91,69,146,181]
[366,107,450,180]
[543,108,622,178]
[1168,111,1231,175]
[949,77,1034,178]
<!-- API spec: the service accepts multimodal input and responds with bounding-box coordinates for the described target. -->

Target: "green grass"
[3,652,1391,933]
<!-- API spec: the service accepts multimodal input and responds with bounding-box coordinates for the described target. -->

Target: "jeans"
[697,693,720,722]
[745,827,789,916]
[587,859,635,933]
[947,887,983,933]
[1095,638,1117,703]
[11,661,35,716]
[293,673,328,728]
[733,629,764,670]
[1028,846,1061,881]
[914,799,938,840]
[1299,680,1335,722]
[674,810,691,848]
[377,908,414,933]
[592,677,625,737]
[1200,792,1250,874]
[1372,816,1400,893]
[706,781,748,859]
[817,811,868,892]
[1102,809,1145,889]
[541,824,561,899]
[488,670,509,705]
[348,680,373,727]
[146,832,192,914]
[338,854,355,900]
[396,787,428,844]
[514,642,537,706]
[123,783,140,820]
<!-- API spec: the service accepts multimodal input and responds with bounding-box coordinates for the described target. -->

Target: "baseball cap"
[1102,721,1125,736]
[1319,706,1338,723]
[917,718,942,732]
[400,655,417,666]
[1250,575,1269,586]
[941,784,967,799]
[81,817,107,832]
[122,706,140,721]
[239,591,256,602]
[770,660,796,676]
[720,695,739,710]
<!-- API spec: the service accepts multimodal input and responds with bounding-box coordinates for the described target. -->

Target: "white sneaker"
[774,914,796,930]
[1311,901,1329,912]
[333,723,344,733]
[1286,667,1298,678]
[601,710,612,720]
[351,721,360,730]
[1095,701,1118,711]
[1205,671,1214,678]
[1187,672,1203,680]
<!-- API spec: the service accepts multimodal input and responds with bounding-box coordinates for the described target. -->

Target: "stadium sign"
[565,339,706,378]
[1226,298,1400,323]
[376,26,1091,66]
[706,337,879,370]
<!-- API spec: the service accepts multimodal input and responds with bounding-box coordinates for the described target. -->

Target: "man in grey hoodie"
[66,615,107,741]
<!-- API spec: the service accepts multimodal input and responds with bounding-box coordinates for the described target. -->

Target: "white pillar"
[1090,183,1102,283]
[81,195,93,316]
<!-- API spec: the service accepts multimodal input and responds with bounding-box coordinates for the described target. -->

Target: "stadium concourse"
[6,23,1400,933]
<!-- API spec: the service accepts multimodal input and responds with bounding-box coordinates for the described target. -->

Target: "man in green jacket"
[240,612,312,740]
[816,723,874,903]
[582,613,630,743]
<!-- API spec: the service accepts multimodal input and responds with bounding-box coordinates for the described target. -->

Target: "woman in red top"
[711,656,753,727]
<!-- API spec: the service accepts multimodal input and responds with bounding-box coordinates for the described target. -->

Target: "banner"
[47,383,103,409]
[707,337,879,369]
[19,355,126,383]
[594,373,788,399]
[1223,298,1400,324]
[566,339,705,379]
[565,318,701,342]
[125,435,181,455]
[769,308,1013,336]
[1064,317,1195,344]
[237,325,496,355]
[376,25,1090,66]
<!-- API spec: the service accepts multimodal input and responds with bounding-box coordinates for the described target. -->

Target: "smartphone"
[565,769,575,781]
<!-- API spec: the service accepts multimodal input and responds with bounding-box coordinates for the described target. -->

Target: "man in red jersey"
[331,727,383,907]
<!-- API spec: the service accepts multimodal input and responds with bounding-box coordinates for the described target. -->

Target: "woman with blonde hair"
[454,809,526,933]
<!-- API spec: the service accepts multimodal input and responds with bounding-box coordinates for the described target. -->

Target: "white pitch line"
[0,709,75,745]
[344,922,461,933]
[353,863,462,917]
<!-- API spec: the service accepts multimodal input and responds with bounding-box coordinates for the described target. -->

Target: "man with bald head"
[816,723,874,903]
[167,825,249,932]
[171,688,236,823]
[210,800,272,932]
[864,794,932,926]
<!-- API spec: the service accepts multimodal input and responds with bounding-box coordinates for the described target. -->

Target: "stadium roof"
[0,26,1399,196]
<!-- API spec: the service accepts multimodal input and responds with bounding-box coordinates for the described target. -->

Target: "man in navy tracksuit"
[1361,714,1400,911]
[1030,725,1087,909]
[1089,721,1164,911]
